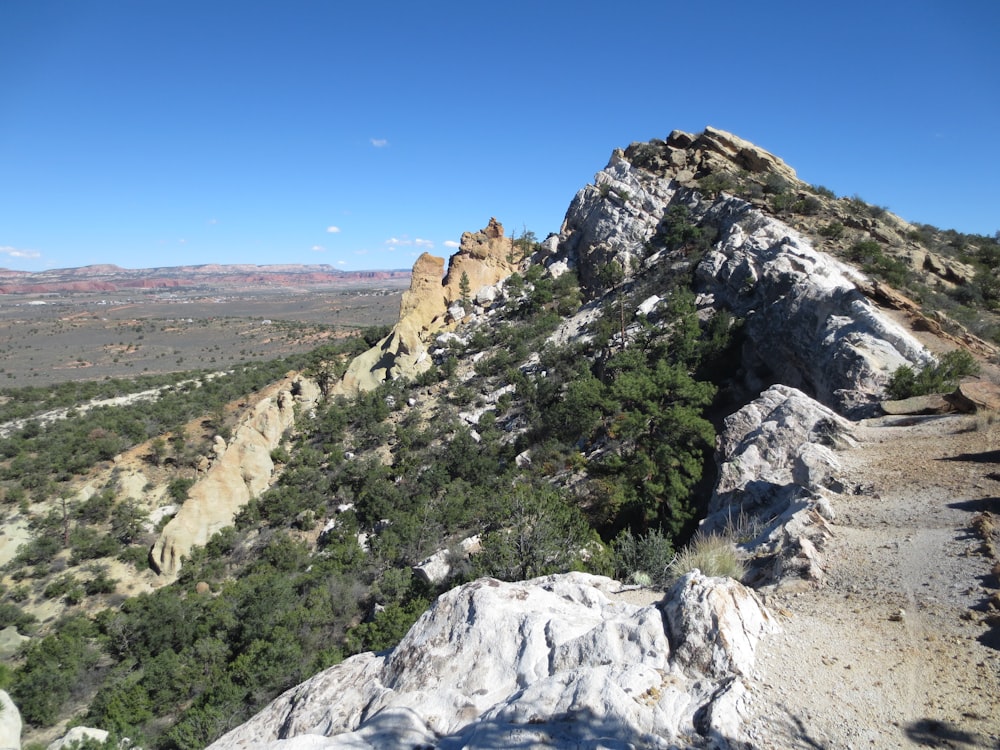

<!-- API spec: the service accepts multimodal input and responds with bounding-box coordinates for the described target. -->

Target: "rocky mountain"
[0,263,410,294]
[3,127,999,750]
[198,128,1000,748]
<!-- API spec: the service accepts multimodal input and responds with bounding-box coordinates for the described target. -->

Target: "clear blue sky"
[1,0,997,272]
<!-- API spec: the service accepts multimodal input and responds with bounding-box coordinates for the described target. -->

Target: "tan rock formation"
[335,219,518,395]
[442,217,519,304]
[149,376,319,578]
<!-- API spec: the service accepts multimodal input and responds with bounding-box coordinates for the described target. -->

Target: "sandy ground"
[742,412,1000,749]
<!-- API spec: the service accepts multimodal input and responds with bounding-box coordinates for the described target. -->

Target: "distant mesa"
[0,263,411,294]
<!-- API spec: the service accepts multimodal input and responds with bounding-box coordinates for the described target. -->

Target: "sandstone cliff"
[150,375,320,578]
[335,218,519,394]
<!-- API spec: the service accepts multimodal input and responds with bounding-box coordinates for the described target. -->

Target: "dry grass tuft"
[669,532,746,582]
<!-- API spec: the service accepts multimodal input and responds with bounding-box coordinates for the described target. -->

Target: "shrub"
[612,528,675,588]
[886,349,980,399]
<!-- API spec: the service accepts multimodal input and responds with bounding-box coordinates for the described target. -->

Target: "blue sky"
[1,1,997,272]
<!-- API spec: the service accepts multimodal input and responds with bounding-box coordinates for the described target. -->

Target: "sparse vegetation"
[886,349,980,400]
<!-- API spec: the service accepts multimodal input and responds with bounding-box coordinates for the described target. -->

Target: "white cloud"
[443,240,460,248]
[370,138,388,148]
[326,225,341,234]
[311,245,325,252]
[354,249,369,255]
[0,245,41,259]
[207,218,218,225]
[385,237,410,246]
[336,259,346,266]
[415,238,433,249]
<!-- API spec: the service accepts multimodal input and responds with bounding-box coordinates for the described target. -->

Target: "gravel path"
[743,412,1000,749]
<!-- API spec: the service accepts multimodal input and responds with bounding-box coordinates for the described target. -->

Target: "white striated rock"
[695,198,932,415]
[664,571,778,679]
[0,691,20,750]
[209,572,774,749]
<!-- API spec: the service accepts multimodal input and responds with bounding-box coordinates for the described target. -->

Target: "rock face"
[0,690,20,750]
[150,376,319,577]
[209,572,776,749]
[557,127,932,416]
[702,385,853,587]
[336,219,518,394]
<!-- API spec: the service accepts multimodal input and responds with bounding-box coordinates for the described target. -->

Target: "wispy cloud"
[415,238,433,249]
[336,259,346,266]
[207,218,219,225]
[326,225,341,234]
[443,240,460,249]
[385,237,409,246]
[311,245,325,252]
[354,249,369,255]
[0,245,41,259]
[370,138,388,148]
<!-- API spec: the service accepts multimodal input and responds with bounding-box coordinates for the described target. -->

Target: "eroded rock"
[150,377,318,578]
[208,572,775,749]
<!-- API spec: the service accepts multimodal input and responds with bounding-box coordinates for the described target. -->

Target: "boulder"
[881,393,955,415]
[208,572,775,749]
[663,571,777,679]
[945,379,1000,413]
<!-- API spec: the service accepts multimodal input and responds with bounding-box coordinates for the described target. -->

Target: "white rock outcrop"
[558,128,931,417]
[208,572,776,749]
[0,691,20,750]
[703,385,853,587]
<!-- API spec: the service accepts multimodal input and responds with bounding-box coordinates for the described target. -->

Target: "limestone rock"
[208,572,775,749]
[703,385,851,587]
[558,130,932,415]
[709,385,853,519]
[0,691,20,750]
[150,377,318,578]
[695,198,932,415]
[664,571,778,679]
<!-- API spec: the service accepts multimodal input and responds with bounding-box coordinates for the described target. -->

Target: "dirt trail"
[743,412,1000,749]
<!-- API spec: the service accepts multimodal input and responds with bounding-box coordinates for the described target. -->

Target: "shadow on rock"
[905,717,991,747]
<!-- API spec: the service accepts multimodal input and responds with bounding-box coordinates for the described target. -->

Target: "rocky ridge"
[200,128,1000,748]
[150,375,321,578]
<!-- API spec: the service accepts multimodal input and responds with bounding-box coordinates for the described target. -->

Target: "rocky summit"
[199,128,1000,748]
